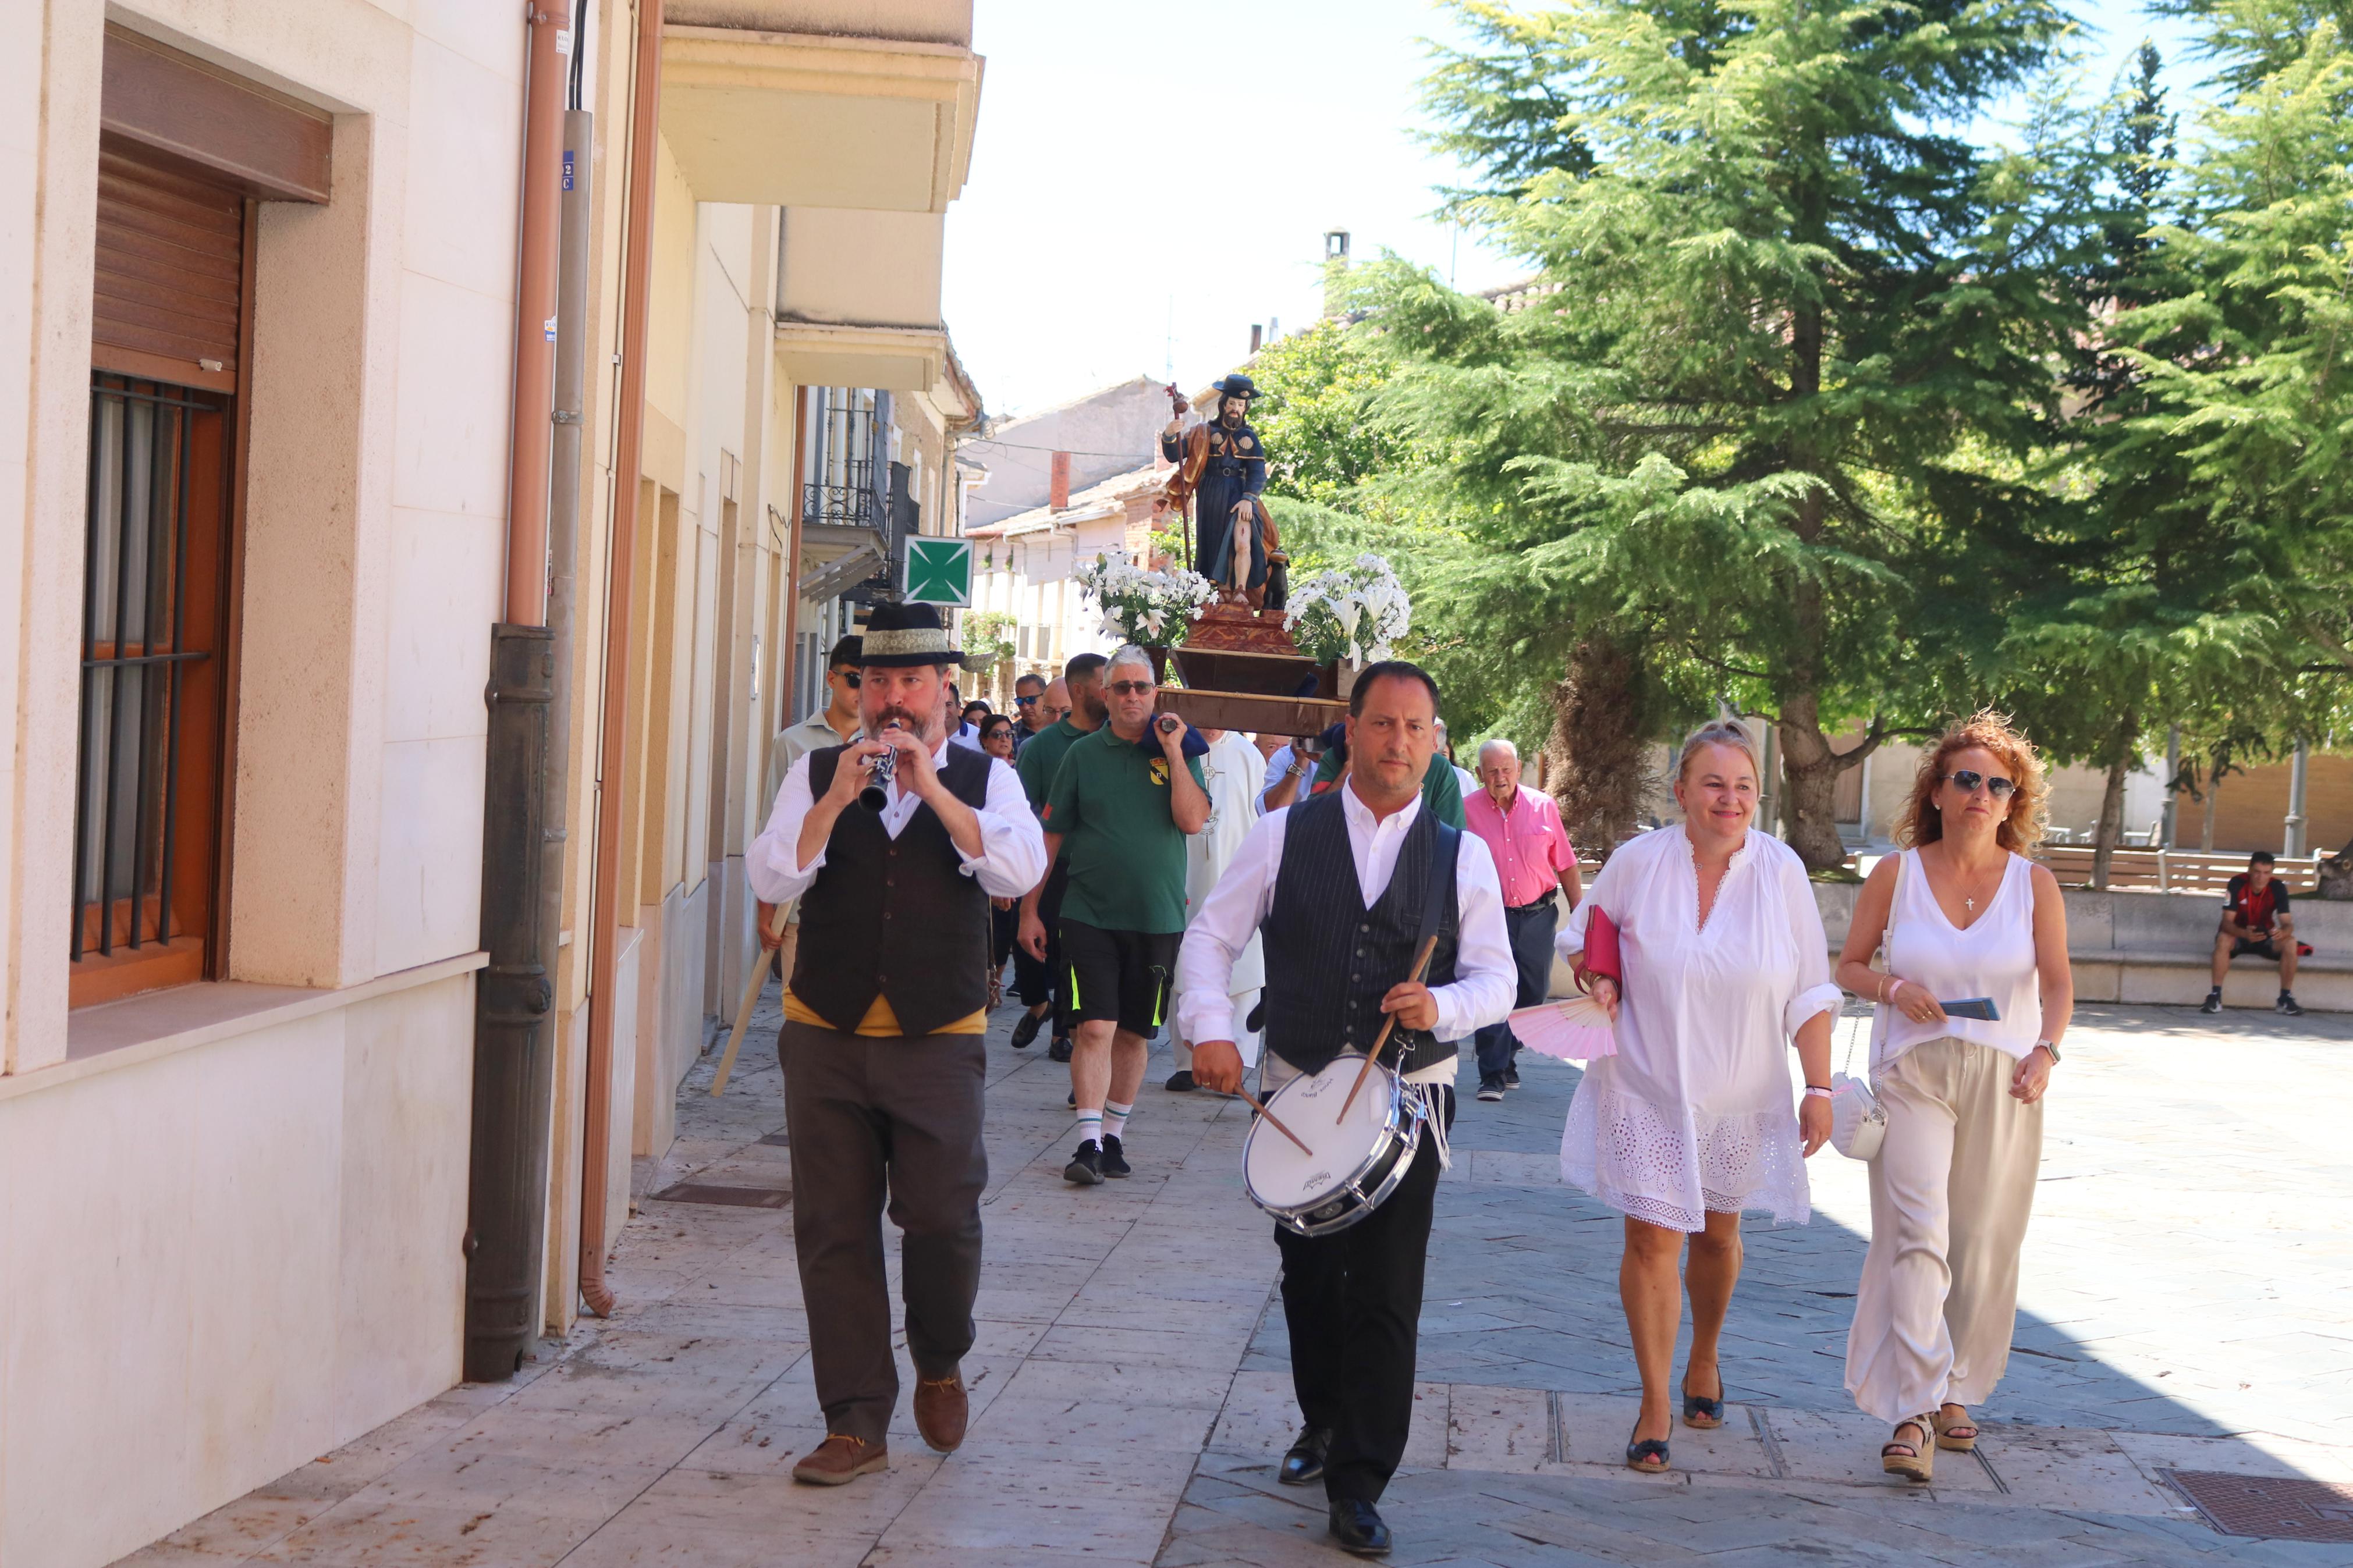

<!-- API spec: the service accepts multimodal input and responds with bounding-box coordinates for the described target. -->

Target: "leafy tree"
[2106,1,2353,886]
[1248,321,1430,507]
[1380,0,2104,867]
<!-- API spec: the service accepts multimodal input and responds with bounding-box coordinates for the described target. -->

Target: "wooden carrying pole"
[708,904,786,1096]
[1339,934,1440,1120]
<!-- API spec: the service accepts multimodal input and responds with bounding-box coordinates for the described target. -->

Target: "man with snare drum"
[1176,662,1513,1558]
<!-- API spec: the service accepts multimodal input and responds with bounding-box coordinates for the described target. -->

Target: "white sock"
[1075,1109,1102,1148]
[1102,1100,1133,1142]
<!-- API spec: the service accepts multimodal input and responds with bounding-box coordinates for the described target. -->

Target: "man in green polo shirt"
[1020,646,1207,1185]
[1010,653,1108,1061]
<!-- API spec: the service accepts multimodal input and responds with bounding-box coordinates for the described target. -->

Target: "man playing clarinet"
[746,602,1048,1486]
[1174,662,1514,1557]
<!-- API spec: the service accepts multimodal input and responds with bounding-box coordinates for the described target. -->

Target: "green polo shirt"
[1042,726,1206,934]
[1015,715,1092,820]
[1309,749,1466,828]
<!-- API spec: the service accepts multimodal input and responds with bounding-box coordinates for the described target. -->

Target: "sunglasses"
[832,669,861,687]
[1105,680,1156,696]
[1014,693,1038,706]
[1944,769,2017,800]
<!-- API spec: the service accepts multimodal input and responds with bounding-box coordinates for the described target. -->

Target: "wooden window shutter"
[91,140,246,388]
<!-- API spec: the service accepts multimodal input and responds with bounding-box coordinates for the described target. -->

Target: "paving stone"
[107,1001,2353,1567]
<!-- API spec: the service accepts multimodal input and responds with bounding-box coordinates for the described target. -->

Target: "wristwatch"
[2036,1039,2060,1064]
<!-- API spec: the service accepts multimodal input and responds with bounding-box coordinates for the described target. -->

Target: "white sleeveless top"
[1882,848,2040,1062]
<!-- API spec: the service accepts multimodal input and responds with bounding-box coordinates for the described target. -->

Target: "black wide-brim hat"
[860,600,967,667]
[1212,372,1259,401]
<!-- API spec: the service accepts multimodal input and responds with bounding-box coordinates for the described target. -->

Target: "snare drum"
[1243,1057,1428,1238]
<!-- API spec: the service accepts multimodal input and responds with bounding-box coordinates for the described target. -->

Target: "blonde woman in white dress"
[1835,712,2070,1482]
[1557,722,1838,1473]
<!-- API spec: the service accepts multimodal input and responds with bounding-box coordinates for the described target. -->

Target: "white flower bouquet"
[1074,547,1217,646]
[1286,553,1410,666]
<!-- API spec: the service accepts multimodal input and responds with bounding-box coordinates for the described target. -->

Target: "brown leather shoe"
[913,1373,968,1453]
[790,1433,888,1485]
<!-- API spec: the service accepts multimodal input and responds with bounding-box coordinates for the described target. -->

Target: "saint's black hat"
[1211,373,1260,401]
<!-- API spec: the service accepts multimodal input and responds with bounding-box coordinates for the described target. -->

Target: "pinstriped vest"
[1260,791,1460,1077]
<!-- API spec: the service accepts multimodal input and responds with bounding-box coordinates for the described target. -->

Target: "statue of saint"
[1162,374,1282,610]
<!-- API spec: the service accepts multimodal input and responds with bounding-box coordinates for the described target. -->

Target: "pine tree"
[1387,0,2100,866]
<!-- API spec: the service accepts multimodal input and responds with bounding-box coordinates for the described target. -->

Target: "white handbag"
[1829,853,1898,1161]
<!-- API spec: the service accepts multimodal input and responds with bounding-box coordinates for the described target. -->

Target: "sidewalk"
[116,998,2353,1567]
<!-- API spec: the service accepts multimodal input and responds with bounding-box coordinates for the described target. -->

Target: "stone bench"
[1544,879,2353,1012]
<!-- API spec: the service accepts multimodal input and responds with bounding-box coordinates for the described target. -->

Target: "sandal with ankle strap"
[1933,1405,1978,1452]
[1624,1420,1671,1474]
[1882,1416,1935,1483]
[1681,1375,1726,1430]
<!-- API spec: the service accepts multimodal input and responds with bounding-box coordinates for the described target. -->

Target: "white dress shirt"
[1175,780,1516,1083]
[747,739,1047,905]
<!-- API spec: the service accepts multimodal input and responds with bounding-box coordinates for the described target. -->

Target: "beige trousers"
[1844,1036,2042,1424]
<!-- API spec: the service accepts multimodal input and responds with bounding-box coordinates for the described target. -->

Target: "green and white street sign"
[904,536,974,606]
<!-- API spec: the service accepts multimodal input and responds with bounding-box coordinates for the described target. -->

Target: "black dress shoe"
[1047,1033,1073,1062]
[1010,1009,1044,1049]
[1165,1069,1196,1091]
[1277,1424,1330,1486]
[1327,1499,1390,1556]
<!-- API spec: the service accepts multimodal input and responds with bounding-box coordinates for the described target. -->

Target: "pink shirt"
[1463,785,1578,908]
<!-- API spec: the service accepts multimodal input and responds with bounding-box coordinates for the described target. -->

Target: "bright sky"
[942,1,2210,422]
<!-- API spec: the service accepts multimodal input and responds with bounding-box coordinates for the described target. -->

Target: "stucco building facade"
[1,4,986,1566]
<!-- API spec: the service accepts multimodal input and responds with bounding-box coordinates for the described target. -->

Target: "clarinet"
[858,739,897,812]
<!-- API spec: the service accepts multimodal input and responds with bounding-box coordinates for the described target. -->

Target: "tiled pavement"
[118,997,2353,1566]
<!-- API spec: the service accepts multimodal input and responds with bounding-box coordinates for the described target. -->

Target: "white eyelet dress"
[1554,827,1843,1233]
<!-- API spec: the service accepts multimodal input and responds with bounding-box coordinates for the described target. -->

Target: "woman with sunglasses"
[1834,711,2072,1482]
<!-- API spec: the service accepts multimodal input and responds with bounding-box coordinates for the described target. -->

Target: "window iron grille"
[73,375,218,962]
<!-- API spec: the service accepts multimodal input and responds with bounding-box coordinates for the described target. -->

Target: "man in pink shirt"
[1463,738,1583,1100]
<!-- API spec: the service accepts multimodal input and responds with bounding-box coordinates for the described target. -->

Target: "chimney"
[1249,323,1263,353]
[1049,450,1071,511]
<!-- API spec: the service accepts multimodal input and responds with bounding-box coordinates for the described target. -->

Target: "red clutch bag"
[1575,906,1623,994]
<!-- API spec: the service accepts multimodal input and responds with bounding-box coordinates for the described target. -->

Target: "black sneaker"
[2278,993,2306,1017]
[1047,1034,1073,1062]
[1067,1090,1077,1107]
[2199,990,2223,1015]
[1010,1009,1044,1050]
[1502,1066,1521,1090]
[1064,1140,1105,1185]
[1165,1069,1196,1092]
[1100,1135,1131,1177]
[1477,1078,1506,1103]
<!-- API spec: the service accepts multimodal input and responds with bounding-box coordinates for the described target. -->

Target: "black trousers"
[1010,859,1067,1016]
[779,1020,988,1446]
[1274,1087,1452,1504]
[1474,895,1559,1082]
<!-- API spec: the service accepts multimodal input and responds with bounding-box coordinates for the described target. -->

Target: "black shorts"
[2230,936,2283,961]
[1060,919,1179,1038]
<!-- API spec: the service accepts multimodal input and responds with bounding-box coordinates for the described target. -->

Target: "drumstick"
[1339,934,1440,1121]
[1222,1087,1314,1155]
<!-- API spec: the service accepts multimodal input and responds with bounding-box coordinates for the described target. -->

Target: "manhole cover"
[2166,1470,2353,1542]
[648,1182,789,1208]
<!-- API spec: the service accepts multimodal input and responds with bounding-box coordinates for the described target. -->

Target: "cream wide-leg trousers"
[1844,1036,2043,1424]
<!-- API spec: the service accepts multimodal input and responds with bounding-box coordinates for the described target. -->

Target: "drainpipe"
[463,0,569,1382]
[580,0,664,1319]
[777,386,808,722]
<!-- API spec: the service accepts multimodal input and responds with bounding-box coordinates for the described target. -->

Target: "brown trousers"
[779,1019,988,1445]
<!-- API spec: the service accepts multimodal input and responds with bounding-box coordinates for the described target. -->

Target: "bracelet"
[1803,1085,1833,1100]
